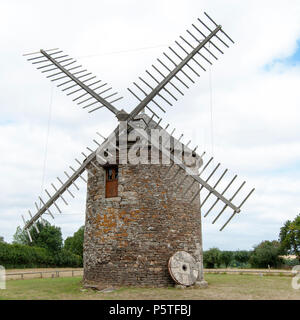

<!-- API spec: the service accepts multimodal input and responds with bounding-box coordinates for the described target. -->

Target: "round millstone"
[168,251,198,286]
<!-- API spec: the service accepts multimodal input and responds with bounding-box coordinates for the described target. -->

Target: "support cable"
[39,84,53,210]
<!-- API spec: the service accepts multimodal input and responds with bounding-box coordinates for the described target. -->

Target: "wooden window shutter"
[105,166,118,198]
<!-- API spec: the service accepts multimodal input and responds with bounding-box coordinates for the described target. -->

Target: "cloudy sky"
[1,0,300,250]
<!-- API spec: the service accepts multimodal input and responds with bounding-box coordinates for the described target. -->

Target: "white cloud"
[0,0,300,250]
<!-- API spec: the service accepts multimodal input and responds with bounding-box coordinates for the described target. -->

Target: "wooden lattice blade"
[126,12,233,121]
[127,116,254,231]
[24,49,123,116]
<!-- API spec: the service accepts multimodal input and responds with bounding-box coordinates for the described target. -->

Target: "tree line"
[204,214,300,269]
[0,214,299,269]
[0,220,84,269]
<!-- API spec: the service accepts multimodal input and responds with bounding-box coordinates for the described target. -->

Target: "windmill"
[21,12,254,288]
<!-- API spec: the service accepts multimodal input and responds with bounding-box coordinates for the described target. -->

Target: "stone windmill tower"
[21,12,254,288]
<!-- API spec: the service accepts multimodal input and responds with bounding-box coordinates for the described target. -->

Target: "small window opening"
[105,166,118,198]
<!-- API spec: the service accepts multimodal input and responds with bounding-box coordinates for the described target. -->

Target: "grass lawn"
[0,274,299,300]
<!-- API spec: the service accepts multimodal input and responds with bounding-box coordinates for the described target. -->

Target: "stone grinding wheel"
[168,251,199,286]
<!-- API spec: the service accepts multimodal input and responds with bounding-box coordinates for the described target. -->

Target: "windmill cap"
[116,109,129,121]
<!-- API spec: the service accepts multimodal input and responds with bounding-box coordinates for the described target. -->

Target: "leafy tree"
[234,250,251,265]
[249,240,282,268]
[0,236,5,243]
[13,219,63,253]
[220,251,234,268]
[53,249,82,267]
[203,248,222,268]
[279,214,300,261]
[64,226,84,258]
[13,226,28,245]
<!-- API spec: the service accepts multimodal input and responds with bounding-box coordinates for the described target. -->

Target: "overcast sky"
[1,0,300,250]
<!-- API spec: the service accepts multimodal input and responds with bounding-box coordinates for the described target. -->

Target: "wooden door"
[105,167,118,198]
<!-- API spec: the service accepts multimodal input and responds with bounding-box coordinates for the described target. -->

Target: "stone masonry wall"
[83,163,203,287]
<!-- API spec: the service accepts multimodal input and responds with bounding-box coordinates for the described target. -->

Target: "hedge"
[0,242,82,269]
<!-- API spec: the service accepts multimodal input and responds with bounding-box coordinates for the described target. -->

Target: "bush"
[249,240,283,268]
[53,249,82,267]
[64,226,84,258]
[0,242,82,269]
[0,242,54,268]
[234,250,251,265]
[203,248,222,268]
[230,250,252,268]
[282,258,299,268]
[220,251,234,268]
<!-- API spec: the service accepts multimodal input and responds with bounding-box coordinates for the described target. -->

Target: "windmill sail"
[127,12,233,121]
[24,49,123,115]
[122,12,254,229]
[21,12,254,237]
[22,131,112,231]
[128,117,254,231]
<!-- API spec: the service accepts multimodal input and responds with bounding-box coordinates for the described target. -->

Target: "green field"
[0,273,299,300]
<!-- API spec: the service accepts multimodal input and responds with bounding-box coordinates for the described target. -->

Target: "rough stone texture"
[194,280,208,288]
[83,161,204,287]
[83,113,205,287]
[174,284,186,289]
[168,251,198,286]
